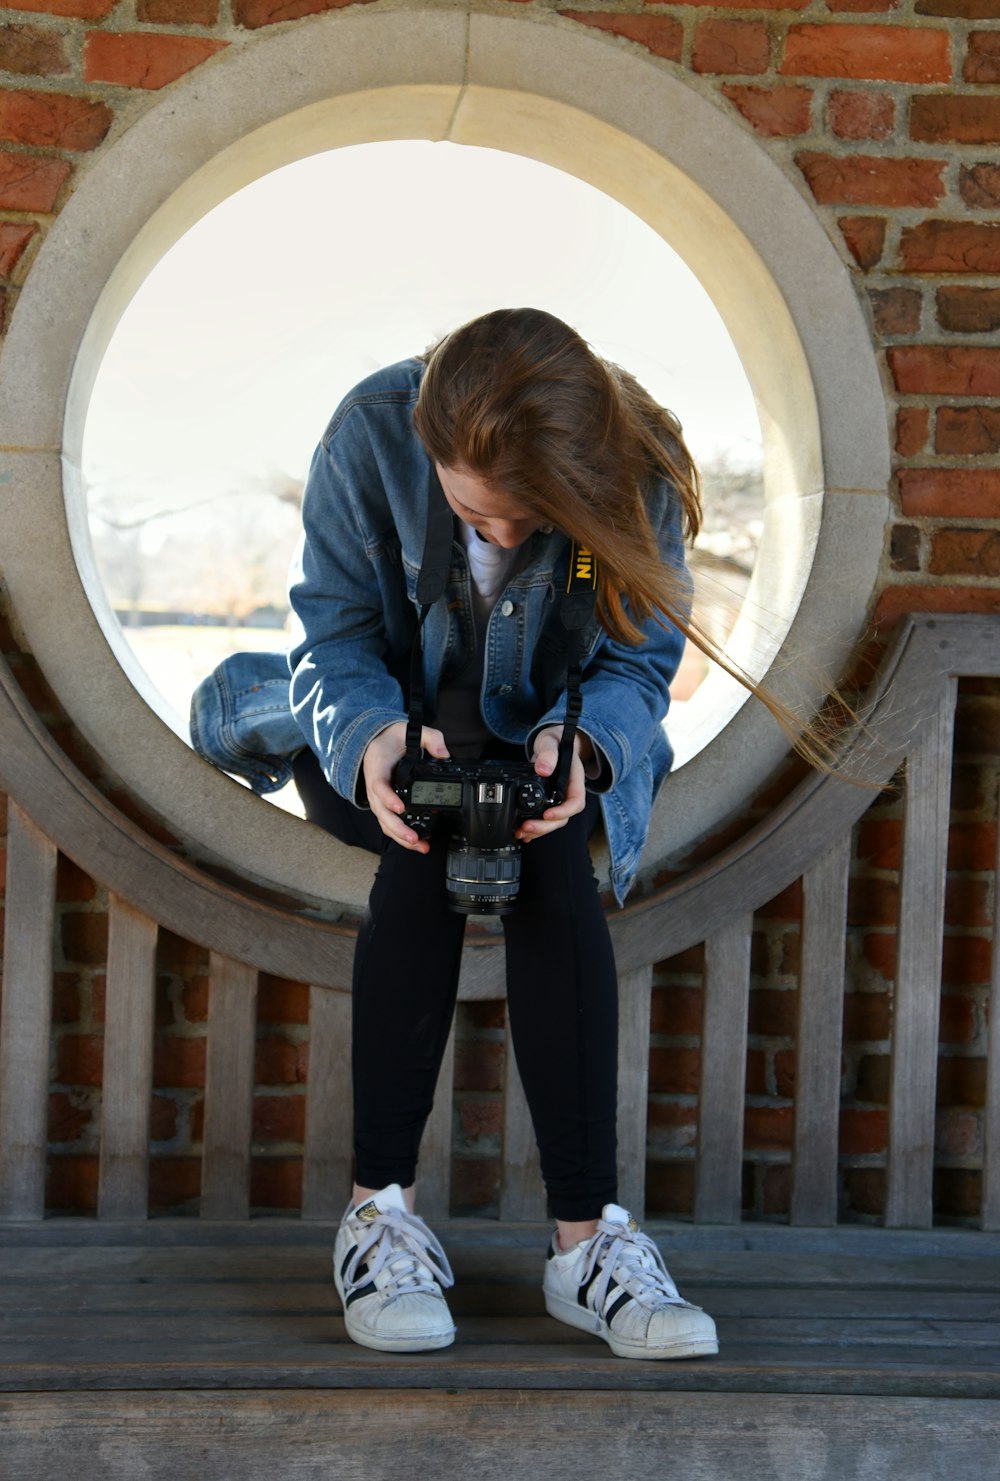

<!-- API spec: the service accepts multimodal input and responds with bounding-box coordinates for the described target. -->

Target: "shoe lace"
[579,1215,686,1330]
[344,1209,455,1301]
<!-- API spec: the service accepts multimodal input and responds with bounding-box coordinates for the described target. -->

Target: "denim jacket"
[283,358,690,906]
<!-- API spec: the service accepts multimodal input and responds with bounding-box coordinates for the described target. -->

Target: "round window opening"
[80,140,766,815]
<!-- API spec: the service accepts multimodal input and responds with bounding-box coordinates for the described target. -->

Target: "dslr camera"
[394,756,561,915]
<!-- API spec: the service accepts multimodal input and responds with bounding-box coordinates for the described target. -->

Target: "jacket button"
[498,684,513,696]
[500,600,515,617]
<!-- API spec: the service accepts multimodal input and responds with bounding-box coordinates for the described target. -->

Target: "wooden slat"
[417,1021,455,1222]
[302,986,353,1220]
[500,1018,545,1221]
[695,915,753,1224]
[983,785,1000,1233]
[792,832,852,1227]
[201,955,258,1220]
[0,803,57,1220]
[97,896,158,1221]
[887,683,956,1229]
[617,964,653,1220]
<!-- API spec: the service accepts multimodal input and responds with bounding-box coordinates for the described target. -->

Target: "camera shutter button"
[500,600,515,617]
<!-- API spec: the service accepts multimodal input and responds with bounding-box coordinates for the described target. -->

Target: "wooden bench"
[1,612,999,1477]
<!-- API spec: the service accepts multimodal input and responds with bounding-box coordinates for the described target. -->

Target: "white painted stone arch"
[0,9,889,913]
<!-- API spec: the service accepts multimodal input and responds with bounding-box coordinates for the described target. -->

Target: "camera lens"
[445,842,521,915]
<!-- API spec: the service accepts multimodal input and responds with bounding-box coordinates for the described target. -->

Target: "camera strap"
[404,473,598,797]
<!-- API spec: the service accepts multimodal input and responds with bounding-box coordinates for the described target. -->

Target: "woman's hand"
[362,722,450,853]
[516,727,591,843]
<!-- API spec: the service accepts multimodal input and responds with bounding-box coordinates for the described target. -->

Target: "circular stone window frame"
[0,10,889,916]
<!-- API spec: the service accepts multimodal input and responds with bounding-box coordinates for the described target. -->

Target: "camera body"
[394,756,561,915]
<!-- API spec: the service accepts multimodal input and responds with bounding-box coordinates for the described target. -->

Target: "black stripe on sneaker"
[345,1281,377,1307]
[578,1272,619,1309]
[340,1246,358,1281]
[605,1290,634,1326]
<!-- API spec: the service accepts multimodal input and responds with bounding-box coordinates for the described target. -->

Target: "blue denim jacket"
[284,358,690,906]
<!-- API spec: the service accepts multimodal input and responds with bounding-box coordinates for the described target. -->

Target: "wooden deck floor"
[2,1219,1000,1479]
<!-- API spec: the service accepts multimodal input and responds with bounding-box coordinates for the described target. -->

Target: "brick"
[692,21,769,76]
[934,1167,982,1218]
[61,911,108,966]
[889,345,1000,396]
[641,0,808,7]
[56,855,96,902]
[153,1036,205,1088]
[458,1098,503,1144]
[450,1157,500,1214]
[870,287,922,336]
[860,932,896,981]
[840,1107,888,1155]
[252,1093,305,1143]
[876,585,1000,623]
[941,934,993,987]
[937,1055,986,1108]
[937,286,1000,335]
[781,25,950,84]
[3,0,114,15]
[83,32,227,89]
[960,164,1000,212]
[722,84,812,137]
[899,468,1000,518]
[895,411,929,460]
[181,975,208,1022]
[947,820,998,870]
[250,1156,302,1209]
[828,89,895,141]
[56,1033,104,1086]
[649,1046,701,1095]
[255,1036,304,1085]
[935,1111,980,1159]
[946,877,990,929]
[844,1168,884,1216]
[149,1155,201,1209]
[827,0,897,9]
[761,1164,791,1218]
[0,22,70,76]
[650,984,703,1036]
[855,1052,890,1102]
[847,876,898,927]
[901,221,1000,275]
[756,881,802,922]
[453,1039,503,1092]
[48,1090,92,1142]
[47,1155,99,1213]
[646,1100,698,1154]
[744,1105,793,1150]
[843,989,891,1041]
[158,929,208,974]
[558,13,683,63]
[0,89,111,151]
[839,214,885,267]
[232,0,362,28]
[745,1048,768,1096]
[889,521,920,569]
[137,0,219,21]
[856,817,901,870]
[748,986,798,1037]
[955,697,1000,756]
[52,971,82,1023]
[0,150,70,211]
[150,1093,178,1142]
[0,221,36,280]
[258,973,309,1024]
[911,95,1000,145]
[965,30,1000,85]
[798,152,944,207]
[930,528,1000,578]
[939,989,977,1044]
[936,407,1000,457]
[917,0,998,14]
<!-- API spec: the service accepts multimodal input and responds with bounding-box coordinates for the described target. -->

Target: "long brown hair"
[412,307,858,775]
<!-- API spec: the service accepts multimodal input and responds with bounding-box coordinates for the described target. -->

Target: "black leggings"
[293,749,619,1221]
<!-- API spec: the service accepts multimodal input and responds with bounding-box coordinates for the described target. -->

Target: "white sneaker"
[543,1203,718,1360]
[333,1183,456,1353]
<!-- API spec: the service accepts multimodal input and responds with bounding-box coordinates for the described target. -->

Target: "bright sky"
[82,139,761,516]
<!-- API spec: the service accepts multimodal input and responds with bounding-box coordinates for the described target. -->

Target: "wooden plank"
[887,684,956,1229]
[0,803,57,1221]
[417,1020,455,1222]
[792,833,851,1227]
[695,916,753,1224]
[500,1015,544,1221]
[201,955,258,1221]
[302,986,353,1220]
[617,965,653,1219]
[98,896,158,1221]
[3,1389,1000,1481]
[984,785,1000,1232]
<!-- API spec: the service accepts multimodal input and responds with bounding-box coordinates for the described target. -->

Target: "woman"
[287,306,717,1359]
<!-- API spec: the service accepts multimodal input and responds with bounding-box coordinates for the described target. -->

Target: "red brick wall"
[1,0,998,1221]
